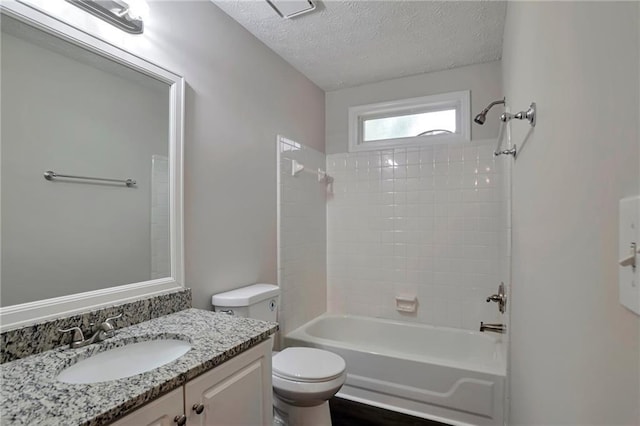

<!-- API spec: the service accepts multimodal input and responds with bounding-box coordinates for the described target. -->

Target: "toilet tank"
[211,283,279,322]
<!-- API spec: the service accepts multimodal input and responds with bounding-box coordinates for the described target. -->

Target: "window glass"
[348,91,469,152]
[363,109,456,142]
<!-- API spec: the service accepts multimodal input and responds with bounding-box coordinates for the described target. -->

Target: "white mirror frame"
[0,1,185,331]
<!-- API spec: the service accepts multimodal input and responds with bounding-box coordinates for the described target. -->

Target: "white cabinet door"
[185,338,273,426]
[111,387,184,426]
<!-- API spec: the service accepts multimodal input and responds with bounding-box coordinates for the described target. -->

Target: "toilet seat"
[272,370,346,407]
[272,347,346,383]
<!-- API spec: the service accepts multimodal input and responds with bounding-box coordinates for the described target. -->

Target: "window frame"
[348,90,471,152]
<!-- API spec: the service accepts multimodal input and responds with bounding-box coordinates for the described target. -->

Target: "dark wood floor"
[329,397,450,426]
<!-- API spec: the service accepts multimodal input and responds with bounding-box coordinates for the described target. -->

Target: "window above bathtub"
[348,91,470,152]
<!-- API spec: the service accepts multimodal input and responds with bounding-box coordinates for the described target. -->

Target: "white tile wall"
[151,155,170,280]
[327,141,510,330]
[277,137,327,343]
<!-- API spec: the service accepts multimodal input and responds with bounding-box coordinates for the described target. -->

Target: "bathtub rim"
[285,313,506,377]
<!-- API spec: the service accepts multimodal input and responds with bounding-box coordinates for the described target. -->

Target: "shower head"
[474,112,487,125]
[473,98,505,126]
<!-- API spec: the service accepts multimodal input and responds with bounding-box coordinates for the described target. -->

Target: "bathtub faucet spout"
[480,322,506,334]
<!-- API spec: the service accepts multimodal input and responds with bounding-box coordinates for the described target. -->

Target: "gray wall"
[1,27,169,306]
[120,1,325,309]
[325,61,503,154]
[502,2,639,424]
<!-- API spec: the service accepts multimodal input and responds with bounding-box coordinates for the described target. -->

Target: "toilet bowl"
[272,347,346,425]
[211,284,346,426]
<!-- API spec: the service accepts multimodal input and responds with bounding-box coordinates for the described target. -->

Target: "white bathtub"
[285,314,506,426]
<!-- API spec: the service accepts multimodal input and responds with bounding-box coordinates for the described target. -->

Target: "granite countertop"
[0,308,278,426]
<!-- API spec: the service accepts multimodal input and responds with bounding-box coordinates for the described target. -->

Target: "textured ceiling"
[212,1,507,91]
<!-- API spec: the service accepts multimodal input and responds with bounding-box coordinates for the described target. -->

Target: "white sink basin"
[56,339,192,384]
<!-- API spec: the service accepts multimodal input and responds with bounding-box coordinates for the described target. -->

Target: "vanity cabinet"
[111,339,273,426]
[110,388,183,426]
[184,338,272,425]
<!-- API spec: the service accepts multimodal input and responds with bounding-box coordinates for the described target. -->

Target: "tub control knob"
[486,282,507,314]
[193,403,205,415]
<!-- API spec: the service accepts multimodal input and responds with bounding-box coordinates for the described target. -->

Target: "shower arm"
[474,98,506,125]
[481,99,506,115]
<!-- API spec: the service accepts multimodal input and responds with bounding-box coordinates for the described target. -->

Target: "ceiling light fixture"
[65,0,147,34]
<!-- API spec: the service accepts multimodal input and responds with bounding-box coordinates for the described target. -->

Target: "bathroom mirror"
[0,2,184,329]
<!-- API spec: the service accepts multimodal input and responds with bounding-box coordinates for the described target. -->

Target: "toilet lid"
[272,348,345,383]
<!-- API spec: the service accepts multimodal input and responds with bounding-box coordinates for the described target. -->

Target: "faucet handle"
[486,282,507,314]
[104,313,123,324]
[58,326,85,344]
[101,313,123,336]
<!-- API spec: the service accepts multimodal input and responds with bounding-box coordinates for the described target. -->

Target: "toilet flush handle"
[618,242,638,270]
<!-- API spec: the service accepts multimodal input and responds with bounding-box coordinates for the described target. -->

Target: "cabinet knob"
[193,403,205,415]
[174,414,187,426]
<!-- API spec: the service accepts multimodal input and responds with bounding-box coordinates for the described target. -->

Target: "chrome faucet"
[59,313,122,349]
[480,322,506,334]
[486,282,507,314]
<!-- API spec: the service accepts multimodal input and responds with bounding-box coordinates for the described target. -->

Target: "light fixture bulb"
[125,0,149,21]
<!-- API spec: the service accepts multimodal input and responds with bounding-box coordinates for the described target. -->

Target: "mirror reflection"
[1,15,171,306]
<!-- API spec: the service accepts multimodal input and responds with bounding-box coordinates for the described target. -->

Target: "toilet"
[212,284,346,426]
